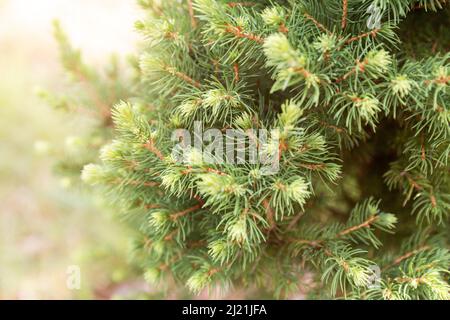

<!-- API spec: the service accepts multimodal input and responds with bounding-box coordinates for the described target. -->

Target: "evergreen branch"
[303,13,331,34]
[345,29,380,45]
[430,192,437,208]
[299,163,327,170]
[319,120,347,134]
[225,24,264,44]
[143,237,153,250]
[144,139,165,161]
[233,63,240,82]
[187,0,198,28]
[131,181,160,188]
[294,67,314,79]
[70,0,450,299]
[110,178,160,188]
[400,171,423,191]
[164,228,180,241]
[335,59,368,83]
[289,202,386,249]
[181,166,228,176]
[382,245,431,271]
[337,215,378,237]
[159,253,183,271]
[278,23,289,34]
[204,167,228,176]
[170,203,204,221]
[394,276,427,284]
[74,68,112,119]
[162,64,202,88]
[424,75,450,85]
[291,239,334,257]
[145,204,162,209]
[286,211,305,231]
[341,0,348,30]
[262,199,276,231]
[227,2,255,8]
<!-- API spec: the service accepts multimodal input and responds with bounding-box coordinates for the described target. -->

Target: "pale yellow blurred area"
[0,0,145,299]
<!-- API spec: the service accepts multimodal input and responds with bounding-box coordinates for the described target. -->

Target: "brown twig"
[74,69,111,120]
[400,171,423,191]
[163,65,201,88]
[289,238,333,257]
[286,212,305,231]
[293,66,313,79]
[205,167,228,176]
[382,245,431,271]
[319,120,346,134]
[337,215,378,237]
[187,0,197,28]
[430,192,437,208]
[278,23,289,34]
[299,163,326,170]
[233,63,240,82]
[345,29,380,44]
[170,203,203,221]
[115,179,160,188]
[341,0,348,30]
[144,139,165,161]
[227,2,255,8]
[181,166,228,176]
[225,24,264,44]
[145,204,162,209]
[289,215,379,249]
[164,229,179,241]
[262,199,276,231]
[335,59,368,83]
[303,13,331,34]
[420,134,426,161]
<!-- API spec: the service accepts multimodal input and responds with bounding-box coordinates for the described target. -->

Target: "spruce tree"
[72,0,450,299]
[38,21,134,185]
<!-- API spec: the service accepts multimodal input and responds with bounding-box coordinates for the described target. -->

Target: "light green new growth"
[53,0,450,299]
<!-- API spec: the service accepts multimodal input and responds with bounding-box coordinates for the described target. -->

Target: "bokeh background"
[0,0,149,299]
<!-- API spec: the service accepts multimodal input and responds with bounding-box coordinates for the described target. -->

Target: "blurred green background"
[0,0,149,299]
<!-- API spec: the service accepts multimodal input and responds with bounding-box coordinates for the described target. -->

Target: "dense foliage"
[64,0,450,299]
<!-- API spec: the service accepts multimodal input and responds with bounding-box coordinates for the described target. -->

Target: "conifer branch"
[262,199,276,231]
[303,13,331,34]
[299,163,326,170]
[111,178,160,188]
[278,23,289,34]
[68,0,450,299]
[319,121,346,134]
[170,203,203,221]
[225,25,264,44]
[401,171,423,191]
[345,29,380,44]
[187,0,197,28]
[144,139,165,161]
[227,2,255,8]
[162,64,202,88]
[335,59,368,83]
[164,229,179,241]
[341,0,348,30]
[337,215,378,237]
[74,69,112,119]
[233,63,240,82]
[382,245,431,271]
[145,204,162,209]
[182,166,228,176]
